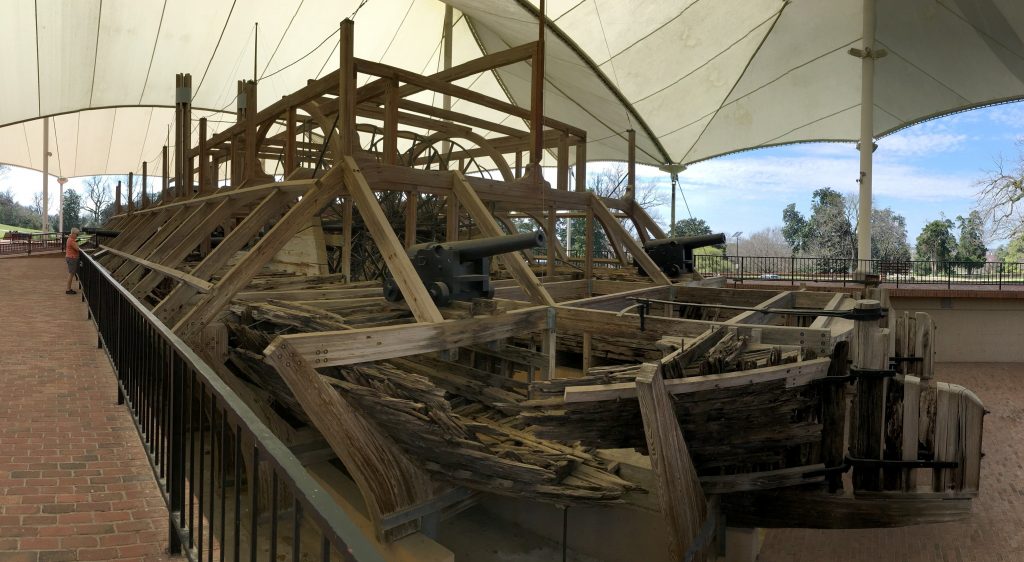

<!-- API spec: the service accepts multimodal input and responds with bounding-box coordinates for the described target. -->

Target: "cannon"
[635,233,727,278]
[82,228,121,238]
[384,230,546,306]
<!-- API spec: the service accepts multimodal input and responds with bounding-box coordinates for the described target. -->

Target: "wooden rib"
[340,155,444,323]
[152,189,296,324]
[590,194,671,284]
[175,172,345,340]
[451,171,554,307]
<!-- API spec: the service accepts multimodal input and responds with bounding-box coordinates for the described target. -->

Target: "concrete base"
[724,527,761,562]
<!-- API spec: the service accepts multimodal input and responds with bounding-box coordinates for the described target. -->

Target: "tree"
[955,210,987,273]
[975,141,1024,240]
[781,203,808,254]
[871,207,912,263]
[915,217,956,275]
[669,217,712,238]
[62,189,83,232]
[82,176,112,226]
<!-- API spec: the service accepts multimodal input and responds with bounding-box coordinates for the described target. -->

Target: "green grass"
[0,223,41,236]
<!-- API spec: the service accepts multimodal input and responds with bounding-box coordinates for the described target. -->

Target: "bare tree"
[82,176,112,226]
[975,147,1024,240]
[584,163,667,235]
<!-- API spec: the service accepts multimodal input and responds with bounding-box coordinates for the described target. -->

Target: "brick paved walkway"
[0,257,180,562]
[760,363,1023,562]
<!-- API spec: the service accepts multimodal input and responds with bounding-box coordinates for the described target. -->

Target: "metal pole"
[42,118,50,232]
[856,0,877,271]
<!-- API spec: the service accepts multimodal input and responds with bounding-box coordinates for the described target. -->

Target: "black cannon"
[82,228,121,238]
[384,230,545,306]
[635,233,727,278]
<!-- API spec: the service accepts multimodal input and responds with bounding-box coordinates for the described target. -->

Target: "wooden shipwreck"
[89,18,984,561]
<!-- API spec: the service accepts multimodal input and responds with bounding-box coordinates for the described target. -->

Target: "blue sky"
[2,101,1023,246]
[636,101,1024,248]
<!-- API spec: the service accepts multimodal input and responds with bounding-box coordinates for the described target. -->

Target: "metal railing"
[695,254,1024,289]
[0,231,68,256]
[78,252,383,562]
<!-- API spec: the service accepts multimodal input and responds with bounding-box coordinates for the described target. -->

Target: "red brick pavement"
[0,257,181,562]
[760,363,1024,562]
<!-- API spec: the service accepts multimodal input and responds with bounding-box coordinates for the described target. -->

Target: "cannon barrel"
[416,230,546,261]
[643,233,726,251]
[82,228,121,238]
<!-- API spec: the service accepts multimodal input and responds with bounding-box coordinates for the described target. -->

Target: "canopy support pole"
[42,118,49,233]
[856,0,877,271]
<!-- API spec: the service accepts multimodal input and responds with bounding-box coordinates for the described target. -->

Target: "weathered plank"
[564,357,831,403]
[265,307,548,367]
[265,340,435,542]
[635,363,707,562]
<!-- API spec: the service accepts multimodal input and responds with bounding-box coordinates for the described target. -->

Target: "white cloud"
[658,148,976,203]
[877,132,966,156]
[987,104,1024,128]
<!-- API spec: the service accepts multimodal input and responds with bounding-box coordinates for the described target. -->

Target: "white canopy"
[1,0,1023,177]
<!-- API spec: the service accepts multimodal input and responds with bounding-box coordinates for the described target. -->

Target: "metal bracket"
[815,367,896,384]
[844,455,958,470]
[848,46,888,59]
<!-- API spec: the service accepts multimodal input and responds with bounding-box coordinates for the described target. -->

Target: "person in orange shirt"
[65,227,81,295]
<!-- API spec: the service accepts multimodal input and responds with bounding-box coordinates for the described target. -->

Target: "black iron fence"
[695,254,1024,289]
[0,231,68,256]
[78,252,383,562]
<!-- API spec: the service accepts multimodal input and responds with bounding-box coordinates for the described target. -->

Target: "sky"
[2,101,1023,246]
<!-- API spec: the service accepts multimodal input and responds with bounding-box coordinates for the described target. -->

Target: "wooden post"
[127,172,134,213]
[245,80,258,181]
[575,137,586,192]
[582,332,593,372]
[556,133,569,190]
[821,340,849,492]
[342,197,353,281]
[851,299,888,492]
[285,106,297,174]
[584,206,594,287]
[198,117,208,194]
[115,181,122,215]
[515,151,523,179]
[636,362,708,561]
[141,162,149,209]
[161,146,169,202]
[626,129,636,201]
[529,1,545,176]
[446,196,459,242]
[545,207,556,277]
[175,73,193,198]
[339,19,356,155]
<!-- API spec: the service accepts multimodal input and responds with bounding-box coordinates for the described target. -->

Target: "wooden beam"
[565,357,832,403]
[129,197,248,297]
[635,362,707,561]
[266,340,435,542]
[451,172,554,306]
[590,194,671,285]
[575,139,586,192]
[342,156,444,323]
[153,189,295,323]
[265,307,548,367]
[339,19,356,155]
[100,246,213,292]
[175,172,346,340]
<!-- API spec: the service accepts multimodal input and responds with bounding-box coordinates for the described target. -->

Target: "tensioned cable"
[87,0,104,108]
[262,27,340,82]
[259,0,305,79]
[592,1,631,129]
[138,0,168,104]
[360,0,415,87]
[192,0,239,102]
[52,117,63,178]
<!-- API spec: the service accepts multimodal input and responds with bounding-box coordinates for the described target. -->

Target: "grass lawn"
[0,223,41,236]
